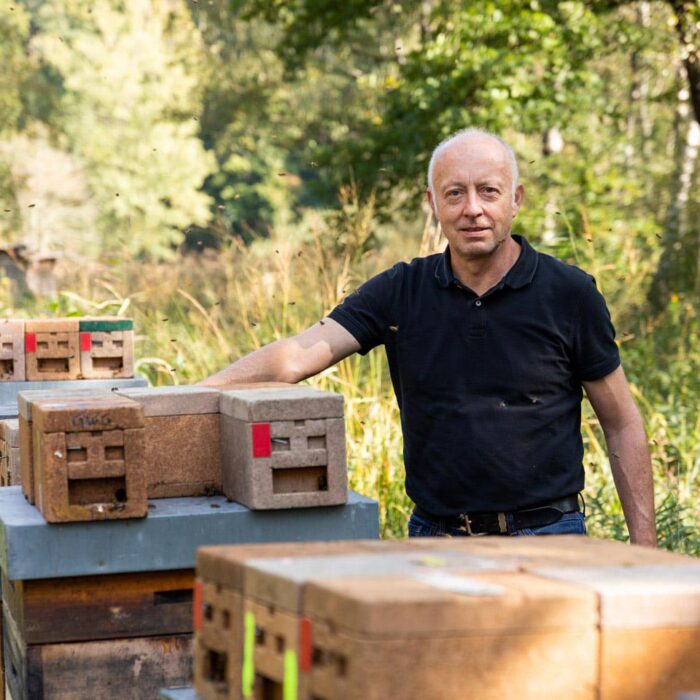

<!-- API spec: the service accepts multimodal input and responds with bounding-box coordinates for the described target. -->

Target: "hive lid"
[32,395,144,433]
[197,541,394,590]
[115,386,220,416]
[243,549,513,612]
[219,386,343,421]
[301,571,597,637]
[531,564,700,628]
[18,389,116,420]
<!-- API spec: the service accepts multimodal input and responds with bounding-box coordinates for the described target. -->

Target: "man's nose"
[461,190,483,217]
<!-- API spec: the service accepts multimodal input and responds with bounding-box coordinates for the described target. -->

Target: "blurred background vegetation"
[0,0,698,552]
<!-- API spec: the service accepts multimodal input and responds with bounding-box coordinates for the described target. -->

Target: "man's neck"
[450,236,522,297]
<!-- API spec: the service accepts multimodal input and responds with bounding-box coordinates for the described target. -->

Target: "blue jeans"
[407,510,587,538]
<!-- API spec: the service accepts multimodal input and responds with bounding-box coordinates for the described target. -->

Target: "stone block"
[79,327,135,379]
[0,319,25,381]
[24,318,80,381]
[220,387,347,510]
[31,395,146,522]
[116,386,222,497]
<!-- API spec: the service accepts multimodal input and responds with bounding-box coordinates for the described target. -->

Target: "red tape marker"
[251,423,271,458]
[80,332,92,352]
[193,579,203,631]
[299,617,313,672]
[25,333,37,353]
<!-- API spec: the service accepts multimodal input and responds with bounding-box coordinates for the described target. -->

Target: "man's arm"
[198,318,361,386]
[583,366,657,547]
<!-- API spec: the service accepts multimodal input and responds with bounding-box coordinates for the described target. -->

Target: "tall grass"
[3,216,698,552]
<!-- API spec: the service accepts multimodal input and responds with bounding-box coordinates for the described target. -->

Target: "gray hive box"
[219,387,348,510]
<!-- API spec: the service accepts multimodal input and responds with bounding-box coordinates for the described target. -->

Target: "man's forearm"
[604,423,657,547]
[199,338,304,386]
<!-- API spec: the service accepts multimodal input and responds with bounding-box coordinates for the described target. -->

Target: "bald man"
[202,128,656,546]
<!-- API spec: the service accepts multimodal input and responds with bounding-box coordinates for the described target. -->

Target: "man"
[201,128,657,546]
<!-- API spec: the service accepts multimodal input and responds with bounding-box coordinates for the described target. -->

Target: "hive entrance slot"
[92,357,124,370]
[272,466,328,494]
[37,357,69,373]
[0,359,14,376]
[68,477,127,505]
[153,589,193,605]
[205,649,228,685]
[258,676,283,700]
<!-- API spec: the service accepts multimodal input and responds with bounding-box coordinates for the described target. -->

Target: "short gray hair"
[427,128,519,195]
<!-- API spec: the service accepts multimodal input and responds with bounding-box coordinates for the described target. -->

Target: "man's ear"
[513,184,524,214]
[426,188,437,214]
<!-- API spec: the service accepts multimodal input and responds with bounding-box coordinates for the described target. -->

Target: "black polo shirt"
[329,235,620,515]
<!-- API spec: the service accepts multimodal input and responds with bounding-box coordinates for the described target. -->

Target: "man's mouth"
[460,226,490,233]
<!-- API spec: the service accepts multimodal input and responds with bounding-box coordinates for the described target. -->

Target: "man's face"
[427,136,524,262]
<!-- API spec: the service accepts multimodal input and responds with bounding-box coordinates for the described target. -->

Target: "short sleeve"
[571,276,621,381]
[328,265,401,355]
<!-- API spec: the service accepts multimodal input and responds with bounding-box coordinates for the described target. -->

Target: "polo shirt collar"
[434,234,538,290]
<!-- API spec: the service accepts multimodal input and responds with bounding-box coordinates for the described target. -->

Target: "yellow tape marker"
[242,611,256,698]
[283,649,298,700]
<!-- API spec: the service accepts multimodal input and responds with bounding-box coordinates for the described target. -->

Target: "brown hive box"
[195,541,595,700]
[24,318,80,381]
[194,541,438,700]
[17,388,115,504]
[115,385,221,497]
[0,418,20,486]
[219,387,347,510]
[78,317,134,379]
[30,395,146,522]
[0,319,25,381]
[532,563,700,700]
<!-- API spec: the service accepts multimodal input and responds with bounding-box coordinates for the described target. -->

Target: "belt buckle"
[458,513,475,536]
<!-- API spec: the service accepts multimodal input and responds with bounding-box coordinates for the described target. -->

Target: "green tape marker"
[78,319,133,332]
[283,649,298,700]
[242,611,256,698]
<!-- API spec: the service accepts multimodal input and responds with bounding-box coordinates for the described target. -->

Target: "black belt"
[413,494,581,535]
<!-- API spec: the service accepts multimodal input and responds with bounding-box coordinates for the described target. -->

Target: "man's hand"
[583,366,657,547]
[198,318,361,387]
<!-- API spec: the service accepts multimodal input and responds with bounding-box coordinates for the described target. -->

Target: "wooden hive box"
[194,540,597,700]
[78,317,135,379]
[17,388,114,504]
[0,419,20,487]
[115,385,222,498]
[219,387,347,510]
[24,319,80,381]
[31,395,146,522]
[532,563,700,700]
[194,541,418,700]
[0,319,25,381]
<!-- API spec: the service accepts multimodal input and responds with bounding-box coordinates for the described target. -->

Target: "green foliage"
[29,0,215,258]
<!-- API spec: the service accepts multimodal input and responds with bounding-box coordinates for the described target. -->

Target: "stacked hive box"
[24,319,81,381]
[17,387,116,503]
[30,395,147,522]
[0,316,135,383]
[0,320,25,381]
[79,317,134,379]
[219,387,347,509]
[115,386,222,498]
[0,419,20,486]
[194,537,700,700]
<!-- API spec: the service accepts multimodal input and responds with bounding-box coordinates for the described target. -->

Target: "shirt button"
[475,300,482,307]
